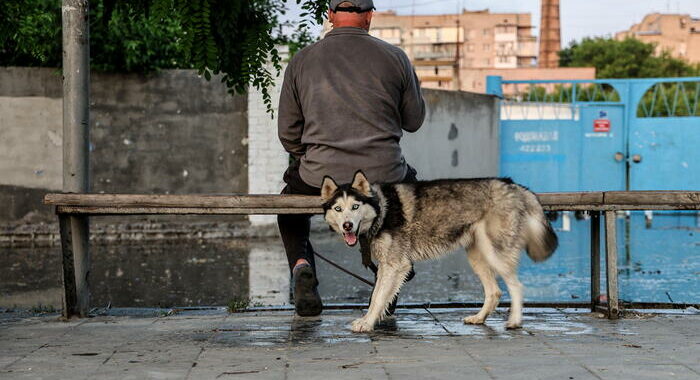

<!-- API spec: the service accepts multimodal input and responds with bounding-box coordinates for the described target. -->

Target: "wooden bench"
[44,191,700,319]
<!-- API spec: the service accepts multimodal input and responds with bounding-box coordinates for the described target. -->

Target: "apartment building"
[616,13,700,63]
[363,10,538,90]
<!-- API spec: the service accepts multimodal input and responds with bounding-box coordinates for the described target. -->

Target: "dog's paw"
[351,317,375,333]
[463,315,486,325]
[505,320,522,329]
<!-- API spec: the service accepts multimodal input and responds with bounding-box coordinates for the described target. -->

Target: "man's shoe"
[292,264,323,317]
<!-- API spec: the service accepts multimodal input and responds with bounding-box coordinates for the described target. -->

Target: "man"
[277,0,425,316]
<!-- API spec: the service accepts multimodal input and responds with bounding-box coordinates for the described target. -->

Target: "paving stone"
[0,309,698,379]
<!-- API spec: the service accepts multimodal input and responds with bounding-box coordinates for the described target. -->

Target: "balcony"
[414,51,457,60]
[517,39,537,57]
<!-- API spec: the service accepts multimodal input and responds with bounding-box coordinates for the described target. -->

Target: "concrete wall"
[0,66,500,227]
[403,89,499,179]
[0,67,248,224]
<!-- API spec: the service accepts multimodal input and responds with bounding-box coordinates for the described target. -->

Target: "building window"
[483,28,491,36]
[483,43,491,51]
[484,58,490,66]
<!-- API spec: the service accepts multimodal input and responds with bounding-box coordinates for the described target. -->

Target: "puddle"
[1,213,699,309]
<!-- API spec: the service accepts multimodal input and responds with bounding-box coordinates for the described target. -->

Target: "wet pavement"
[1,307,699,379]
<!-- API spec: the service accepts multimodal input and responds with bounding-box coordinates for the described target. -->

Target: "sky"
[284,0,700,46]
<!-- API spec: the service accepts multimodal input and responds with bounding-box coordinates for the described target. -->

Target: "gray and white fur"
[321,171,558,332]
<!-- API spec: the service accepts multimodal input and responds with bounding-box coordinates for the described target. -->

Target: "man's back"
[278,26,425,187]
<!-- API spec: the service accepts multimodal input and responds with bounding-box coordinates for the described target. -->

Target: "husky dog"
[321,171,558,332]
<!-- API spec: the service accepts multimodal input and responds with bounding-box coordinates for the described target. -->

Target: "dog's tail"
[523,192,558,262]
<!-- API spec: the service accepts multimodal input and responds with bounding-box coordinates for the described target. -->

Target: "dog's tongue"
[343,232,357,246]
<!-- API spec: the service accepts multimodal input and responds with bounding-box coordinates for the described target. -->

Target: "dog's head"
[321,171,379,247]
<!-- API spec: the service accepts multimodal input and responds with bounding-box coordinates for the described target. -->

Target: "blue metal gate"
[487,76,700,191]
[486,76,700,304]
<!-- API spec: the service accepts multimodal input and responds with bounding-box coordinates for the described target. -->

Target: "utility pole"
[61,0,90,318]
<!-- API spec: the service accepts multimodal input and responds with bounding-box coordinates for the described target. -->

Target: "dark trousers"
[277,162,418,273]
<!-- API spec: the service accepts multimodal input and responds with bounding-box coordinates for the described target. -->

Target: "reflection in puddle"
[1,216,699,309]
[248,247,289,306]
[0,239,290,309]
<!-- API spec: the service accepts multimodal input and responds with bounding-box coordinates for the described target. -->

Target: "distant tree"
[558,37,700,78]
[0,0,325,114]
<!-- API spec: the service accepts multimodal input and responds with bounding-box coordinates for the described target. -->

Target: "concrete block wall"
[0,67,248,225]
[403,89,499,179]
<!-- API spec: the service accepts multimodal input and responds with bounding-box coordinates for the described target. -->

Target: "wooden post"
[604,211,619,319]
[59,214,78,317]
[62,0,91,318]
[590,211,600,311]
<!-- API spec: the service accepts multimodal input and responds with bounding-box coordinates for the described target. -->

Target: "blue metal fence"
[486,76,700,304]
[487,76,700,192]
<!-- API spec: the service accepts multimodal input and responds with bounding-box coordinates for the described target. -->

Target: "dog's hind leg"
[473,222,524,329]
[351,258,412,333]
[495,253,524,329]
[504,274,523,328]
[463,247,502,325]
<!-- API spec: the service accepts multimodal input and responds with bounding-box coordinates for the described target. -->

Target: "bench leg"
[604,211,619,319]
[590,211,601,311]
[59,214,90,318]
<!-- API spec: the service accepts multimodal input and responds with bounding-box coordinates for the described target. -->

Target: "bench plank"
[45,191,700,215]
[46,192,606,208]
[45,193,322,209]
[55,206,324,215]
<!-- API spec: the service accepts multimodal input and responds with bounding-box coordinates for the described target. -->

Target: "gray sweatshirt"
[277,26,425,188]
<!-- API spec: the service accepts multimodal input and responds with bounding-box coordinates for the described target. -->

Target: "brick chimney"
[538,0,561,68]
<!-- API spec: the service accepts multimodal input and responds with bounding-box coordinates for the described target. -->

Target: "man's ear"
[365,10,373,29]
[321,176,339,200]
[351,170,371,196]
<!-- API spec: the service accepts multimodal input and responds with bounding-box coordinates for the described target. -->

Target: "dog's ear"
[321,176,338,200]
[351,170,371,196]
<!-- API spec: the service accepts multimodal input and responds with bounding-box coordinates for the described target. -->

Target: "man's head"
[328,0,374,30]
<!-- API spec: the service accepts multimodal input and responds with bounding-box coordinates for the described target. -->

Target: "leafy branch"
[0,0,327,116]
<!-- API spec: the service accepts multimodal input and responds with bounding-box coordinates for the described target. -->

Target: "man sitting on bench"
[276,0,425,316]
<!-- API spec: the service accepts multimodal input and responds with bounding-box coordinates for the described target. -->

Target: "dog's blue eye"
[334,206,342,212]
[352,204,359,210]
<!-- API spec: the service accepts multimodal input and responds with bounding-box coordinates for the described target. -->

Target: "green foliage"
[511,83,620,104]
[636,81,700,117]
[277,22,318,57]
[227,297,250,312]
[227,297,263,312]
[0,0,327,115]
[91,1,191,73]
[0,0,62,66]
[559,37,700,79]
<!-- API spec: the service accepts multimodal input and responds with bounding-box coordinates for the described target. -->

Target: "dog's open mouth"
[343,232,358,246]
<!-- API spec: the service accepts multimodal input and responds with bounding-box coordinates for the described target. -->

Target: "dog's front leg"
[351,259,412,333]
